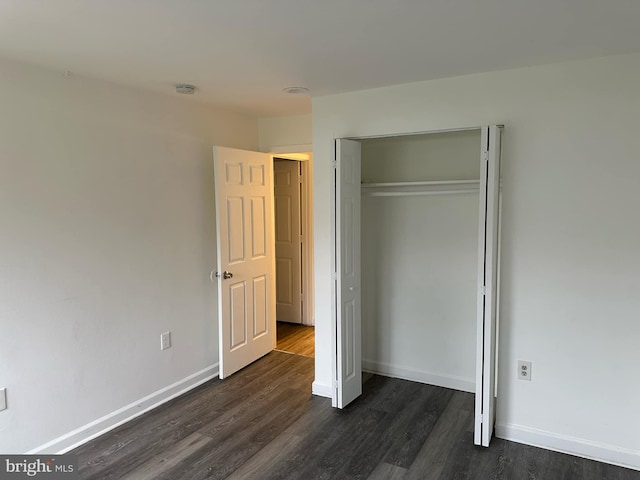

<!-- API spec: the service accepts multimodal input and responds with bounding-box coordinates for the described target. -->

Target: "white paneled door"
[213,146,276,379]
[274,160,302,324]
[474,125,502,446]
[334,139,362,408]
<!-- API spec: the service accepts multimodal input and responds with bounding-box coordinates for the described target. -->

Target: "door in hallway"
[274,159,303,324]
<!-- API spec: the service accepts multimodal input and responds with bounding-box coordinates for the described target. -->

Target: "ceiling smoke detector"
[176,84,196,95]
[283,86,310,95]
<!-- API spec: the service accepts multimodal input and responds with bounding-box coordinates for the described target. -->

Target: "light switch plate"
[0,388,7,411]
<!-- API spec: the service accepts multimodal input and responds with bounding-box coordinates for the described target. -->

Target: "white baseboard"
[27,364,219,455]
[496,423,640,472]
[362,359,475,393]
[311,381,333,398]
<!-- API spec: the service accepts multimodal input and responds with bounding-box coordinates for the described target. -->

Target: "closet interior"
[360,129,482,393]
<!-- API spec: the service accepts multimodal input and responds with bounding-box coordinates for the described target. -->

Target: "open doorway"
[275,322,314,357]
[272,155,315,358]
[213,147,315,379]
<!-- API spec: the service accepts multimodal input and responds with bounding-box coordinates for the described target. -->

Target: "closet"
[334,125,501,445]
[360,129,482,393]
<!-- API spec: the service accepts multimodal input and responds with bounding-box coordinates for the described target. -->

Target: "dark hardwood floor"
[276,321,314,357]
[72,351,638,479]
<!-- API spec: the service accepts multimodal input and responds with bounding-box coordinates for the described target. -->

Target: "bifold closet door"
[333,139,362,408]
[474,125,502,446]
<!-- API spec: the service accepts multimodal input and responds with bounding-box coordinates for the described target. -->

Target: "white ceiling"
[1,0,639,117]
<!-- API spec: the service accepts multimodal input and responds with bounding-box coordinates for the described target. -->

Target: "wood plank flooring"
[276,321,314,357]
[72,351,639,479]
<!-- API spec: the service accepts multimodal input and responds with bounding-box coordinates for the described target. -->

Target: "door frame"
[331,125,503,442]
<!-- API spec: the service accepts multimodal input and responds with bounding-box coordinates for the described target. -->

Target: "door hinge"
[479,414,484,423]
[331,272,338,281]
[483,151,489,162]
[332,159,337,169]
[481,286,486,296]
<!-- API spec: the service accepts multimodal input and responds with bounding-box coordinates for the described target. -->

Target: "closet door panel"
[474,125,502,446]
[334,139,362,409]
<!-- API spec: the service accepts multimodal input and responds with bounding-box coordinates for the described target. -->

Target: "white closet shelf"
[361,179,480,197]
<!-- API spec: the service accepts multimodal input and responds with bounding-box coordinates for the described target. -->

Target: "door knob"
[214,271,234,280]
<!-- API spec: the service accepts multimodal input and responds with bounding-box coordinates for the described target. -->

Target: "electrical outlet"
[0,388,6,411]
[518,360,532,381]
[161,332,172,351]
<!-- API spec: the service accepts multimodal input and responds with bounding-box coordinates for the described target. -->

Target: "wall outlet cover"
[161,332,172,351]
[518,360,532,381]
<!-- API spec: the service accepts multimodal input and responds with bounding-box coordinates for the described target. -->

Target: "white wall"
[258,114,312,153]
[362,194,479,390]
[361,132,480,391]
[0,58,258,453]
[313,54,640,469]
[361,130,480,182]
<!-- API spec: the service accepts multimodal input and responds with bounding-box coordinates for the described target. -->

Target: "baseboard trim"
[362,359,475,393]
[311,381,333,398]
[495,423,640,472]
[27,363,219,455]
